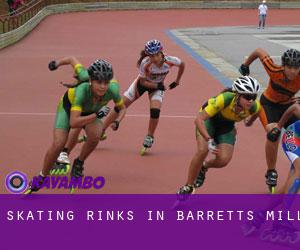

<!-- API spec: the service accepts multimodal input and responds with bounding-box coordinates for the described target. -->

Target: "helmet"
[144,39,163,55]
[281,49,300,67]
[232,76,260,94]
[87,59,113,82]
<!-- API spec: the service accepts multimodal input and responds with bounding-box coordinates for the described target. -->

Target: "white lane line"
[0,112,195,119]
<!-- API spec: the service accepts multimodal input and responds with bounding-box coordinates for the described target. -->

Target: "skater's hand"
[208,139,219,155]
[244,117,253,127]
[157,82,166,91]
[267,127,281,142]
[169,81,179,90]
[111,120,119,131]
[290,96,300,104]
[48,60,58,71]
[239,64,250,76]
[96,106,110,119]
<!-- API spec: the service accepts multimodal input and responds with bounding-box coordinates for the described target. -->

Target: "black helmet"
[88,59,113,82]
[281,49,300,67]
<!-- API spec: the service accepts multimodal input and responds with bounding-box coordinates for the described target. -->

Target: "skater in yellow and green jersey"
[47,57,126,174]
[177,76,261,196]
[25,59,126,193]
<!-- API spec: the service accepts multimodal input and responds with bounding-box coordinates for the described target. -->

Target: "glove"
[169,81,179,90]
[111,120,120,131]
[208,139,217,152]
[239,64,250,76]
[48,60,58,71]
[267,127,281,142]
[96,106,110,119]
[157,82,166,91]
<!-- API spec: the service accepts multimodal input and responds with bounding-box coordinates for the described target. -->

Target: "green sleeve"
[109,81,123,106]
[222,92,235,107]
[249,100,261,115]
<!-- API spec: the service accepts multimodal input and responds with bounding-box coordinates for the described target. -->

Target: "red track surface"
[1,9,300,193]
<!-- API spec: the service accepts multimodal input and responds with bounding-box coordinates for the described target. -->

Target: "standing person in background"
[6,0,14,15]
[7,0,26,15]
[258,0,268,29]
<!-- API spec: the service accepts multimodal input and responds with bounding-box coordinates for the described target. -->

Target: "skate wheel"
[78,135,87,143]
[100,133,107,141]
[70,187,75,194]
[50,163,70,176]
[140,147,147,156]
[23,188,32,195]
[62,164,70,175]
[270,186,276,194]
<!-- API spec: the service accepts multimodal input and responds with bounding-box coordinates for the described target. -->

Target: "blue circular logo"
[5,171,28,194]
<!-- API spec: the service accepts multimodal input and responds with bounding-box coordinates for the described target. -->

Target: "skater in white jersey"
[102,39,185,155]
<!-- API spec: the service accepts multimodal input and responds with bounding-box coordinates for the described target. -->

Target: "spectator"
[258,0,268,29]
[7,0,26,15]
[6,0,15,15]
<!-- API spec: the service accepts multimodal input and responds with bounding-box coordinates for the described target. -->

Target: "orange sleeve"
[261,56,283,78]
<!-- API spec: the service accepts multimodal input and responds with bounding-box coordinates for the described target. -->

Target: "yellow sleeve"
[74,63,83,75]
[115,98,124,107]
[202,94,225,117]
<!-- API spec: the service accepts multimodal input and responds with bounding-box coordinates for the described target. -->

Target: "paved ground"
[1,9,300,194]
[170,25,300,92]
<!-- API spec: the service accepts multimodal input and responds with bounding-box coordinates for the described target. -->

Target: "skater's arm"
[105,103,126,131]
[48,56,82,71]
[244,112,259,127]
[278,104,300,129]
[243,48,269,66]
[139,78,163,90]
[195,111,211,141]
[115,103,126,123]
[70,111,97,128]
[244,100,261,127]
[56,56,81,69]
[175,61,185,85]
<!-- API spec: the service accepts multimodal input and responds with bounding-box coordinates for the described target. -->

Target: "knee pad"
[150,108,160,119]
[288,178,300,194]
[114,106,120,114]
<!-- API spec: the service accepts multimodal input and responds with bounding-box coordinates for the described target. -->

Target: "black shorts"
[259,94,297,128]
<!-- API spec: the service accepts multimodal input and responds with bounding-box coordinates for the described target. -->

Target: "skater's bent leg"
[78,121,103,161]
[186,135,209,185]
[42,129,68,176]
[205,143,234,169]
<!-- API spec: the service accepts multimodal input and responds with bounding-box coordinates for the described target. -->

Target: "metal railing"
[0,0,44,33]
[0,0,112,33]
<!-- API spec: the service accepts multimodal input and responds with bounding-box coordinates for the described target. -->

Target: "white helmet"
[232,76,260,94]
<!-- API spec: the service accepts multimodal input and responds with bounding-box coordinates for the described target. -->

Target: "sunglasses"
[241,94,257,101]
